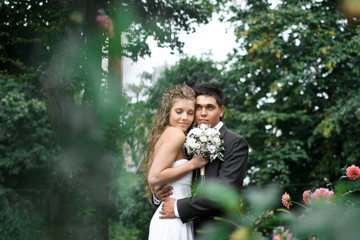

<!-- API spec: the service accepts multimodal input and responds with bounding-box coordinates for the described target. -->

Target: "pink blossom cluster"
[281,188,334,209]
[346,165,360,180]
[276,165,359,240]
[272,226,292,240]
[310,188,335,201]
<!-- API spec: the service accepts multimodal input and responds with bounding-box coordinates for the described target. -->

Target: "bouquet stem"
[193,166,206,196]
[200,166,205,186]
[200,166,205,176]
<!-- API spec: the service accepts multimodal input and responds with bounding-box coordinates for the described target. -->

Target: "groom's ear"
[220,105,225,118]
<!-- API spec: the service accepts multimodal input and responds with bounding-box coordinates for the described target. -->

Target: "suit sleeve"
[177,132,248,223]
[218,133,249,188]
[151,190,161,206]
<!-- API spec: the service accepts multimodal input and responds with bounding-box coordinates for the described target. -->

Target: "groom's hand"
[154,184,173,202]
[159,198,176,219]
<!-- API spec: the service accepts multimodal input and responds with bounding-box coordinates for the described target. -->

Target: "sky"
[121,15,238,88]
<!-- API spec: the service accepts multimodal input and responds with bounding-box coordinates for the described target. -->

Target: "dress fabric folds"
[148,159,193,240]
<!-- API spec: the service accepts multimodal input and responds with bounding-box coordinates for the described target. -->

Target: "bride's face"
[169,98,195,132]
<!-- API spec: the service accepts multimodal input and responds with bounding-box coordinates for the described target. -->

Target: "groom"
[154,83,249,233]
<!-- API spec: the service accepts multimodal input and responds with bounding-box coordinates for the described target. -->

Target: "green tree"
[0,76,57,187]
[110,174,155,239]
[146,55,224,111]
[222,0,360,191]
[0,76,58,239]
[118,94,149,171]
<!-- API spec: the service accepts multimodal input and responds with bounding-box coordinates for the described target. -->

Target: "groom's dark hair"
[193,83,225,107]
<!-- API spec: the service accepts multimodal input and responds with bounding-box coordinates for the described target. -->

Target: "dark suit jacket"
[177,124,248,229]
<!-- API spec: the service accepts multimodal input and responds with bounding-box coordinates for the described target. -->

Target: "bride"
[143,85,207,240]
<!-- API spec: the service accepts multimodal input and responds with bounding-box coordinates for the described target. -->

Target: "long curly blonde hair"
[142,85,196,201]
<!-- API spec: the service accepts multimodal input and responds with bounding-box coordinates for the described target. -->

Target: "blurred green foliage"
[196,177,360,240]
[194,182,280,240]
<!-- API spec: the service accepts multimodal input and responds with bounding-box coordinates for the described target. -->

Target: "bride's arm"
[148,127,207,187]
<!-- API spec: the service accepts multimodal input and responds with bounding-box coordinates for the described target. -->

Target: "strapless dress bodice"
[164,159,192,199]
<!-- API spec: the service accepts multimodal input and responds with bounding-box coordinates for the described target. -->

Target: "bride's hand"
[191,155,209,169]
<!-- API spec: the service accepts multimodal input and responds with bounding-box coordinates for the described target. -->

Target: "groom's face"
[195,95,224,128]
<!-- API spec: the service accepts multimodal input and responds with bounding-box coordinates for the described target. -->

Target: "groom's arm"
[177,133,248,223]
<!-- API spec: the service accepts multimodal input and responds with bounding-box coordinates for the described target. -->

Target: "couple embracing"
[143,83,249,240]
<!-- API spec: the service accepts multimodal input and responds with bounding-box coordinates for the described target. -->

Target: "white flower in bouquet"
[200,124,207,131]
[208,145,216,154]
[191,127,202,137]
[200,136,208,143]
[184,124,224,163]
[184,124,224,189]
[205,127,217,135]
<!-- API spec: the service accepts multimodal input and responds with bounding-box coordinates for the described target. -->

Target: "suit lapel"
[203,125,226,178]
[219,125,227,139]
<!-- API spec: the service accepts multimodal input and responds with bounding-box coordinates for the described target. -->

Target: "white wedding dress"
[148,159,194,240]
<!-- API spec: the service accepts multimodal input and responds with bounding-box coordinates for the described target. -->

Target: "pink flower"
[273,226,292,240]
[311,188,334,201]
[346,165,360,180]
[303,190,312,205]
[273,234,281,240]
[282,192,292,209]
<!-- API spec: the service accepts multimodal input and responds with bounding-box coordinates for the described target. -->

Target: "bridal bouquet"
[184,124,224,181]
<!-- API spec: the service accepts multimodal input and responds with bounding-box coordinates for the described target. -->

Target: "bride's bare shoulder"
[155,127,185,152]
[162,126,185,140]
